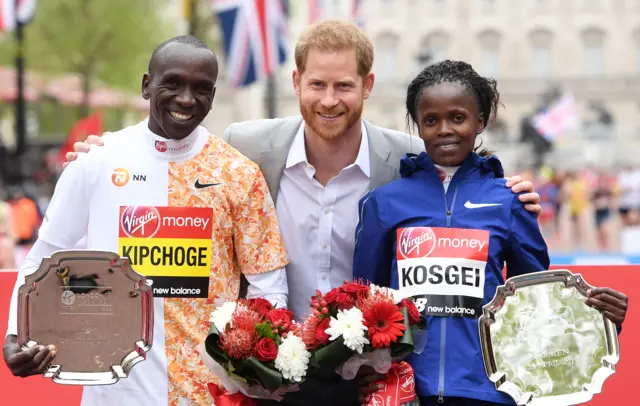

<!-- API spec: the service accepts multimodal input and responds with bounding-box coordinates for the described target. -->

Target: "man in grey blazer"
[66,21,540,406]
[220,115,422,202]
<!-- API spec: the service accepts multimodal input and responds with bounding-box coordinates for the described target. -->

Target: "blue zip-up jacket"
[352,152,550,404]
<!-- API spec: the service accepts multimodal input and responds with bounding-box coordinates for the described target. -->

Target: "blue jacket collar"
[399,151,504,179]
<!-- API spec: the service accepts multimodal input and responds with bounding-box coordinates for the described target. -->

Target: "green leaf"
[204,323,286,391]
[204,324,229,365]
[203,321,292,393]
[239,356,284,392]
[227,370,248,384]
[391,307,415,360]
[255,322,275,339]
[310,337,355,374]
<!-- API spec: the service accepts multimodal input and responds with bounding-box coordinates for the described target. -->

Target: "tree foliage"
[0,0,175,95]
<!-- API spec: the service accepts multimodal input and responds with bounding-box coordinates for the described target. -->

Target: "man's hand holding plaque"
[3,337,57,377]
[4,250,153,385]
[479,270,627,405]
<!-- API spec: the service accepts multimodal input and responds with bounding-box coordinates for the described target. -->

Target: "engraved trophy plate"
[479,270,619,405]
[17,250,153,385]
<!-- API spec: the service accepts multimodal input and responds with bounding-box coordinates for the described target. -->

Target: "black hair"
[148,35,214,74]
[405,60,501,157]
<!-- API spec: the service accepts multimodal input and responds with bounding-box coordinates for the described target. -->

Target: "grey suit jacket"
[220,115,424,201]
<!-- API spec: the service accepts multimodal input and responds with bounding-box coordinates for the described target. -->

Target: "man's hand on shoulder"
[62,134,104,169]
[505,175,542,217]
[3,335,57,377]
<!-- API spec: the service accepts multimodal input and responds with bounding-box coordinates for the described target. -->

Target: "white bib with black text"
[396,227,489,318]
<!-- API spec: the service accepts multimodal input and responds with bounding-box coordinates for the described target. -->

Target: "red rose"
[342,282,369,294]
[400,298,421,325]
[254,338,278,362]
[314,317,331,346]
[322,287,342,305]
[266,308,295,331]
[335,292,356,310]
[247,298,273,316]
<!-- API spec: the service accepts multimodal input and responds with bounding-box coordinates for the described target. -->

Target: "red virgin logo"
[121,206,161,238]
[400,374,415,393]
[155,141,167,152]
[398,227,436,259]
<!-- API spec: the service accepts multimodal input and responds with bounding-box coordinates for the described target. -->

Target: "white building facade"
[205,0,640,169]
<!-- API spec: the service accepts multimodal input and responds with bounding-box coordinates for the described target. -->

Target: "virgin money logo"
[400,374,415,393]
[121,206,161,238]
[155,141,167,152]
[370,394,385,406]
[155,140,189,153]
[398,227,436,259]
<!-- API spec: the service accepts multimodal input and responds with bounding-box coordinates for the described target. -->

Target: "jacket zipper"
[439,186,458,403]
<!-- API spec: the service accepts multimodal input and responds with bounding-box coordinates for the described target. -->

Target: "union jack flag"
[213,0,288,88]
[532,94,579,141]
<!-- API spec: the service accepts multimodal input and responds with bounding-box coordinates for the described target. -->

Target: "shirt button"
[321,274,327,280]
[324,208,330,214]
[321,243,327,249]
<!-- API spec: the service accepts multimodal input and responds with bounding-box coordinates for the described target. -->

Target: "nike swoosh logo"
[194,180,223,189]
[464,201,501,209]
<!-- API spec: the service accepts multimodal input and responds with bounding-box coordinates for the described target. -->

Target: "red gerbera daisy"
[363,302,406,349]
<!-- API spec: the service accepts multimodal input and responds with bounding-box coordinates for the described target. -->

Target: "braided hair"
[405,60,501,157]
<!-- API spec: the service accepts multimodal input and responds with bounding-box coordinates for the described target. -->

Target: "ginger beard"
[299,96,363,142]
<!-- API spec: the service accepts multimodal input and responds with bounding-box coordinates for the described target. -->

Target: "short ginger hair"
[294,20,374,77]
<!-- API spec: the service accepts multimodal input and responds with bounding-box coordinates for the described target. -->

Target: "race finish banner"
[118,206,212,298]
[396,227,489,318]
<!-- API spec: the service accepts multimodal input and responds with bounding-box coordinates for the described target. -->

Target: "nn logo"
[111,168,146,187]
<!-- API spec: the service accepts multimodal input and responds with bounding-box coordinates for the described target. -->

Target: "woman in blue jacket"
[352,60,628,405]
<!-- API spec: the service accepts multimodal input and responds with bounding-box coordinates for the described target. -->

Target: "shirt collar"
[140,117,204,160]
[285,120,371,178]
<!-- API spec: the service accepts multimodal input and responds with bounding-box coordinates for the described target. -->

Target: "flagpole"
[188,0,197,36]
[14,0,27,160]
[265,73,277,119]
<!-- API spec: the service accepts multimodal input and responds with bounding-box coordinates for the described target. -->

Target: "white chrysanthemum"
[274,334,311,382]
[209,301,237,332]
[325,308,370,354]
[369,284,404,304]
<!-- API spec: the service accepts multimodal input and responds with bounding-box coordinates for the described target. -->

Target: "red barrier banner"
[1,266,636,405]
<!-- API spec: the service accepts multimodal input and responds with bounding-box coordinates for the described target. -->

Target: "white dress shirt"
[276,121,371,319]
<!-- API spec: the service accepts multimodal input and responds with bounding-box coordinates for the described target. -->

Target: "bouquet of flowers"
[199,298,311,404]
[295,281,426,405]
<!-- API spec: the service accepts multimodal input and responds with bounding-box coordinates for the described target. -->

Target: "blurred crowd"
[0,183,50,269]
[533,164,640,253]
[0,146,60,269]
[1,147,639,270]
